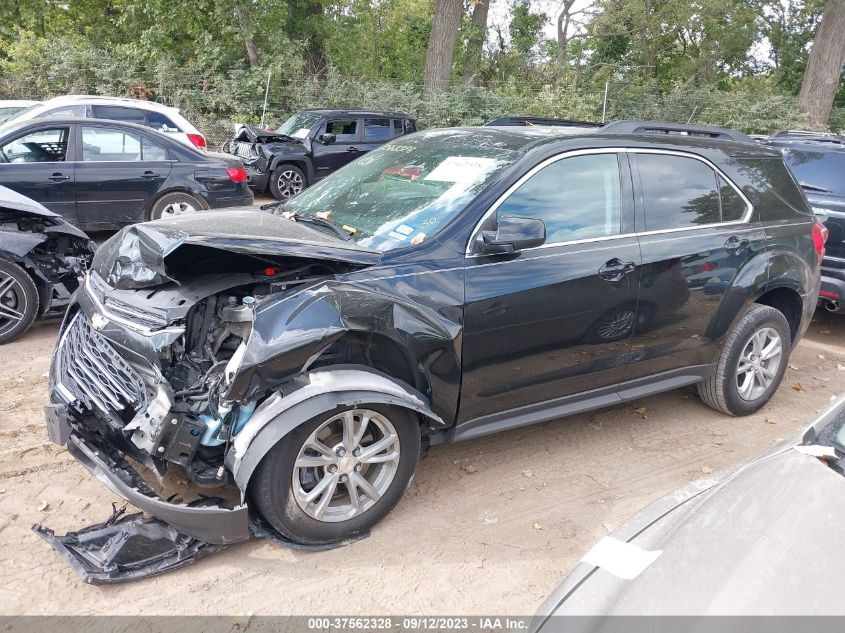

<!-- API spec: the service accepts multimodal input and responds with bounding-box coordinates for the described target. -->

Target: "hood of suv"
[92,209,381,289]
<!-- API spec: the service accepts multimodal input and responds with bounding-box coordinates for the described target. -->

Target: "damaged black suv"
[226,108,416,200]
[44,121,823,567]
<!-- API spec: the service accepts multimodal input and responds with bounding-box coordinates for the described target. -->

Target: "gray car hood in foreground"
[537,394,845,623]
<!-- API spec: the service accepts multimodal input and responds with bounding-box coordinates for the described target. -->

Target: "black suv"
[226,108,416,200]
[765,130,845,313]
[42,120,823,579]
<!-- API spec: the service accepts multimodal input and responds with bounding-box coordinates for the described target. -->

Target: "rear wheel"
[269,164,305,200]
[0,258,39,344]
[148,192,205,220]
[698,304,791,416]
[250,405,420,545]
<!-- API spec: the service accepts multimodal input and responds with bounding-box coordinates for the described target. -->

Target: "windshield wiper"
[800,182,833,193]
[281,211,355,241]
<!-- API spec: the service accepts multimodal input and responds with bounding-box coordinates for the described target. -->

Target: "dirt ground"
[2,308,845,616]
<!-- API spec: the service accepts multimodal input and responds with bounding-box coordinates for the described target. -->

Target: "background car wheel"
[148,192,206,220]
[0,258,39,344]
[269,164,305,200]
[250,404,421,545]
[697,304,791,416]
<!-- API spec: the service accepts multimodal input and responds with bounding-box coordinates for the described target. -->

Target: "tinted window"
[142,136,167,160]
[781,148,845,197]
[36,105,86,119]
[719,176,746,221]
[326,119,358,142]
[364,118,391,142]
[638,154,720,229]
[392,120,404,137]
[92,105,146,124]
[146,111,180,132]
[81,126,141,161]
[496,153,621,243]
[0,127,69,162]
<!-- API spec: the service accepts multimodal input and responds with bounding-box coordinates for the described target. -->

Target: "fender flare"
[225,368,444,492]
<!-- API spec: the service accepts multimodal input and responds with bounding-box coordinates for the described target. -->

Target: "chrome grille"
[58,313,146,417]
[235,142,257,159]
[102,294,169,329]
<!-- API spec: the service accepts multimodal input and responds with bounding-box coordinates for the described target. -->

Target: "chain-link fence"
[2,65,841,148]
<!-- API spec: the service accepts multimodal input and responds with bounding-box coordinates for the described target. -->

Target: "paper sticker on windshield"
[292,128,310,139]
[425,156,498,184]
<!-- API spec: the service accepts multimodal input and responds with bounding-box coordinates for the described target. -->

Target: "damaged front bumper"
[55,427,250,545]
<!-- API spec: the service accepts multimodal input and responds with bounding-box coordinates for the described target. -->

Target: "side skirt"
[448,364,716,443]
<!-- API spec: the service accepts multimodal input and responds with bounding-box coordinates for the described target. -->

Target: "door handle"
[48,173,69,182]
[724,235,750,254]
[598,258,636,282]
[346,147,361,153]
[142,171,160,179]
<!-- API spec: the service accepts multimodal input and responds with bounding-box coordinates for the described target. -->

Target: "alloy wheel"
[292,409,400,522]
[276,170,304,199]
[0,271,26,336]
[736,326,782,401]
[160,201,199,217]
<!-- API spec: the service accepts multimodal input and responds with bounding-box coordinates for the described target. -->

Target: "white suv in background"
[0,95,207,150]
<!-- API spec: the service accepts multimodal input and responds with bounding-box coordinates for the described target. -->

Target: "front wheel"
[269,164,305,200]
[0,258,39,344]
[250,405,420,544]
[698,304,791,416]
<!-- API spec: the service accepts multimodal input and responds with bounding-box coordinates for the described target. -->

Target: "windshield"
[282,129,522,250]
[0,104,40,127]
[276,112,322,140]
[782,148,845,198]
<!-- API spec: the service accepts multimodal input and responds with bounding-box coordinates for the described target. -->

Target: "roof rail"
[769,130,845,145]
[485,116,601,128]
[599,120,754,143]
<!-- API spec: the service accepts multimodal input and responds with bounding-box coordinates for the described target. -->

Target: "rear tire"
[269,164,306,200]
[697,304,791,416]
[148,192,206,221]
[250,404,420,545]
[0,258,39,344]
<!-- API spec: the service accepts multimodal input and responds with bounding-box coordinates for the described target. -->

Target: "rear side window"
[733,157,811,219]
[781,148,845,197]
[364,118,392,142]
[392,120,404,137]
[142,136,167,160]
[146,111,181,132]
[496,153,621,243]
[637,154,721,230]
[325,119,358,142]
[92,106,146,124]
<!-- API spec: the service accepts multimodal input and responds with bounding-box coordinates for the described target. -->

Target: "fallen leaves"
[37,500,49,512]
[521,468,533,478]
[533,521,543,530]
[819,329,831,335]
[763,417,777,425]
[793,383,805,392]
[462,464,478,474]
[679,393,695,400]
[700,466,713,474]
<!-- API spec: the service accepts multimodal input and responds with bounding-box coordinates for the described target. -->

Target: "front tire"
[250,405,420,545]
[0,258,39,344]
[698,304,791,416]
[269,164,305,200]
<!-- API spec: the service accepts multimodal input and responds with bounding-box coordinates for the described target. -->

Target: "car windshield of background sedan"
[283,129,521,250]
[276,112,322,139]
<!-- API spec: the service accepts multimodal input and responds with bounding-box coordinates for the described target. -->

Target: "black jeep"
[226,109,416,200]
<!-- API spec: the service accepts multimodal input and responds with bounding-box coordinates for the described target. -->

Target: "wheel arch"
[269,155,313,185]
[147,187,210,218]
[225,367,444,493]
[754,285,804,342]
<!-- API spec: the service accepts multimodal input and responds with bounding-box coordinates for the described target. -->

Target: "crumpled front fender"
[225,368,444,492]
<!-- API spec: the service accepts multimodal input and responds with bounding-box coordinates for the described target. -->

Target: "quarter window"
[496,153,621,244]
[325,119,358,142]
[0,128,69,163]
[81,126,141,161]
[719,175,746,221]
[637,154,721,230]
[142,136,167,161]
[146,111,180,132]
[92,105,146,124]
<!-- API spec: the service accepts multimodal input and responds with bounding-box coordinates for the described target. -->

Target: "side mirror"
[319,133,337,145]
[478,215,546,254]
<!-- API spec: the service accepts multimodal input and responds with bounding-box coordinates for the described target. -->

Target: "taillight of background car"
[226,166,248,183]
[187,133,207,150]
[812,216,829,260]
